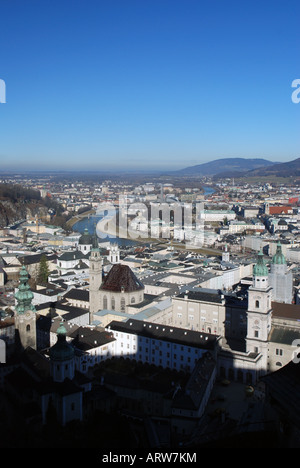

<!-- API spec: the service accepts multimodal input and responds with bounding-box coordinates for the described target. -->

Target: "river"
[72,186,215,245]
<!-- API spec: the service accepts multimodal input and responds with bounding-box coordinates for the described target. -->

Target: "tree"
[37,255,50,284]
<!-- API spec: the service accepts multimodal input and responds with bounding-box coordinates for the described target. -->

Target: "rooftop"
[100,264,144,293]
[107,318,219,350]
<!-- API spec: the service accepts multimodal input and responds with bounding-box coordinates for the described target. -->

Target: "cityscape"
[0,0,300,453]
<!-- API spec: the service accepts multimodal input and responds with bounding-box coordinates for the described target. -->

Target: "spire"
[92,228,100,251]
[272,242,286,265]
[253,250,269,277]
[14,266,36,315]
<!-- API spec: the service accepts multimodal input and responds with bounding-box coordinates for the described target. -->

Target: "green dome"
[79,228,93,245]
[49,322,74,362]
[253,251,269,277]
[272,243,286,265]
[14,266,36,315]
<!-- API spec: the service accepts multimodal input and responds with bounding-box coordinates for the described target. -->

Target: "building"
[78,228,94,254]
[14,266,37,350]
[171,289,247,340]
[246,250,273,374]
[269,242,293,304]
[89,242,145,319]
[105,318,219,373]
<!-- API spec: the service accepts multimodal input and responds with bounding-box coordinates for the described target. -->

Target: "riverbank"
[69,206,222,256]
[99,215,222,255]
[66,209,96,228]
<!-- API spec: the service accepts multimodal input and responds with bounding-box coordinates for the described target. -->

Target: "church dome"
[78,228,93,245]
[49,323,74,362]
[253,251,269,277]
[272,243,286,265]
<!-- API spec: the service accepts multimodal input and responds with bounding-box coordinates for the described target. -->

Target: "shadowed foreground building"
[4,324,91,427]
[262,359,300,447]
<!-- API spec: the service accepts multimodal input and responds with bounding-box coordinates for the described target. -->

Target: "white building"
[105,319,220,373]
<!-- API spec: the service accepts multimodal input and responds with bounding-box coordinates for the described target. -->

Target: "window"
[121,297,125,312]
[131,297,136,304]
[255,330,259,338]
[26,324,30,332]
[255,300,260,308]
[111,296,115,310]
[103,295,107,309]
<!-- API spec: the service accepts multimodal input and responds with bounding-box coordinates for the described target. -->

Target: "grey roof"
[64,288,89,302]
[107,318,218,350]
[70,326,115,351]
[176,289,225,304]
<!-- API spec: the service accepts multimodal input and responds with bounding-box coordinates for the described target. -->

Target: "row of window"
[102,295,140,311]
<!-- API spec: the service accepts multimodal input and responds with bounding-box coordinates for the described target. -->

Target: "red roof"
[100,264,144,293]
[269,206,292,215]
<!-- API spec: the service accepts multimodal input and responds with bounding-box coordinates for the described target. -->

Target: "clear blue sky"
[0,0,299,171]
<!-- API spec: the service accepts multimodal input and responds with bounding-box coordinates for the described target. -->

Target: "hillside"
[0,183,68,228]
[245,157,300,178]
[174,158,275,176]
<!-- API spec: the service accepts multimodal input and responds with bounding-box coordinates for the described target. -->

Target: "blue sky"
[0,0,299,171]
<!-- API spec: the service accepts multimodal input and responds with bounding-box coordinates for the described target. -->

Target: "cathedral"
[89,241,144,321]
[220,245,298,384]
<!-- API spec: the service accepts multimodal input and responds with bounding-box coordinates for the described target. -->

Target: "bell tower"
[14,266,37,350]
[246,251,273,374]
[89,233,103,321]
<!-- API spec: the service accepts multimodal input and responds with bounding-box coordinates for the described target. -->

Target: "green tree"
[37,255,50,284]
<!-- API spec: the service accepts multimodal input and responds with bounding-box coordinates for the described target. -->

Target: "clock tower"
[246,251,273,375]
[14,266,37,350]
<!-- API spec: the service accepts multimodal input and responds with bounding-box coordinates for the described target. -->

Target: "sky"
[0,0,299,172]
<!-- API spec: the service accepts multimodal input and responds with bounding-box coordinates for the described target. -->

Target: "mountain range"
[174,157,299,178]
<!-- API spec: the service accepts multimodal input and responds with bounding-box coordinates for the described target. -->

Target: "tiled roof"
[100,264,144,292]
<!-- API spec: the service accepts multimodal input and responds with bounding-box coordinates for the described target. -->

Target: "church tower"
[14,266,37,350]
[222,244,230,263]
[269,242,293,304]
[49,322,75,382]
[108,243,120,264]
[246,251,273,374]
[89,234,103,321]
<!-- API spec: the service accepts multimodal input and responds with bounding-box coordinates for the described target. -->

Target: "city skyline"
[0,0,299,171]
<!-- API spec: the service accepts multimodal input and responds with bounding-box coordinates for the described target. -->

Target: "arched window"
[103,295,107,309]
[255,300,260,308]
[111,296,115,310]
[121,297,125,312]
[131,297,136,304]
[26,324,31,332]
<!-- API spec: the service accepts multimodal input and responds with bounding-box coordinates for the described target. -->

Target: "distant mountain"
[245,157,300,178]
[175,158,276,177]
